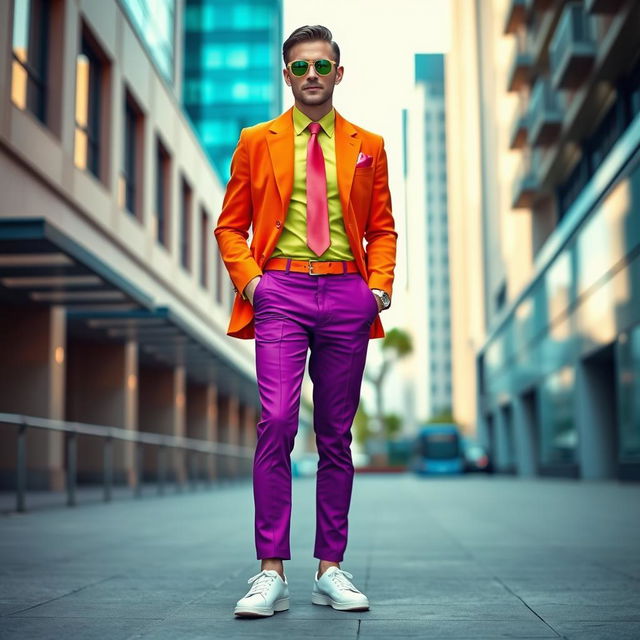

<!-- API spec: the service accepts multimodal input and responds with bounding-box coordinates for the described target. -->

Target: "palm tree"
[364,327,413,439]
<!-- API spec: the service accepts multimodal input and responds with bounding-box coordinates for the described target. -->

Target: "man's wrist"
[243,275,262,300]
[370,288,391,310]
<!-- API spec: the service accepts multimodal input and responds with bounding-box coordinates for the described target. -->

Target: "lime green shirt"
[270,105,354,261]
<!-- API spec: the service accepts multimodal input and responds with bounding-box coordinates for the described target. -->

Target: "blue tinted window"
[121,0,175,83]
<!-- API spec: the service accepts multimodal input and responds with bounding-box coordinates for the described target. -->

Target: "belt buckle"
[308,259,324,276]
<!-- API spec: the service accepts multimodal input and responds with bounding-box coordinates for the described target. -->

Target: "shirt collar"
[292,105,335,138]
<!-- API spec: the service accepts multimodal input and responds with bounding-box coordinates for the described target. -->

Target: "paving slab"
[0,474,639,639]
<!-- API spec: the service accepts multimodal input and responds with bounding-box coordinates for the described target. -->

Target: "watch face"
[374,290,390,308]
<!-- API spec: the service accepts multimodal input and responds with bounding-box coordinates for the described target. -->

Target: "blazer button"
[275,220,281,228]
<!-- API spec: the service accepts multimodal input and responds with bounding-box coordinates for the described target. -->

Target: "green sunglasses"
[286,58,337,77]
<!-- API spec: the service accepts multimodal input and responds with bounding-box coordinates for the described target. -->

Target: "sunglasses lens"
[315,59,333,75]
[290,60,309,76]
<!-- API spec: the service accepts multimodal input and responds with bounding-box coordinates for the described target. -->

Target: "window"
[185,3,275,30]
[556,57,640,220]
[495,281,507,314]
[74,29,107,180]
[216,250,225,305]
[120,89,143,218]
[180,176,192,271]
[200,207,209,288]
[11,0,50,124]
[155,137,171,247]
[120,0,175,84]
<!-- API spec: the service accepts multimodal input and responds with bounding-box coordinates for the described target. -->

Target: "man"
[214,24,397,618]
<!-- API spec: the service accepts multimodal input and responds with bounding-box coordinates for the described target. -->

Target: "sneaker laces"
[245,570,280,597]
[329,568,361,593]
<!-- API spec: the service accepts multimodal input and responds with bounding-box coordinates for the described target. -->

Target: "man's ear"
[283,69,291,86]
[335,67,344,85]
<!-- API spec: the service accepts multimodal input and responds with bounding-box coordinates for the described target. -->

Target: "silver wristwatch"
[371,288,391,310]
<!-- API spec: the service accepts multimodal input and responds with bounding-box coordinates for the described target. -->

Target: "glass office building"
[416,54,453,418]
[182,0,283,183]
[119,0,176,85]
[474,1,640,480]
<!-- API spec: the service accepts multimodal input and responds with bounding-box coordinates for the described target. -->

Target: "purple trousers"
[252,261,379,562]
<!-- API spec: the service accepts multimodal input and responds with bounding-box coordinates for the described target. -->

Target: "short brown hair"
[282,25,340,66]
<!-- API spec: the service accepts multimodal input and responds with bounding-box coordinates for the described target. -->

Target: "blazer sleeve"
[365,136,397,300]
[213,128,263,301]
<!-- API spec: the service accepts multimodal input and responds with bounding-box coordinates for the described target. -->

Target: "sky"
[282,0,452,230]
[282,1,453,419]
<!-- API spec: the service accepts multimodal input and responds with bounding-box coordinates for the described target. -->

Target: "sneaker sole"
[234,596,290,617]
[311,591,370,611]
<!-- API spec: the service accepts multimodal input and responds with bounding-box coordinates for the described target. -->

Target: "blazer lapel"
[334,109,361,227]
[266,107,294,219]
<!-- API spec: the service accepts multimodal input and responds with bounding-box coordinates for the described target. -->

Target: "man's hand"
[245,275,262,305]
[372,291,384,313]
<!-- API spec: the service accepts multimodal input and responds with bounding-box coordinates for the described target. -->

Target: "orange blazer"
[214,105,397,340]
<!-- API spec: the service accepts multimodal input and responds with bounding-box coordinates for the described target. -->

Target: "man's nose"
[306,64,319,79]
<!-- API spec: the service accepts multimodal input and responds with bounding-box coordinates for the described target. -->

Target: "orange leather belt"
[263,257,360,276]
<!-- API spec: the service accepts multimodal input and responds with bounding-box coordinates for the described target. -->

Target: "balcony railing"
[585,0,623,13]
[512,148,541,209]
[507,31,533,92]
[509,94,530,149]
[504,0,527,34]
[0,412,254,513]
[525,0,553,13]
[528,75,563,146]
[549,2,597,89]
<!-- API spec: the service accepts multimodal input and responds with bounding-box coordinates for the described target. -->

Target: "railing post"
[134,441,143,498]
[175,447,184,493]
[16,421,27,513]
[158,444,166,496]
[206,451,212,489]
[189,449,197,491]
[103,436,113,503]
[66,431,77,507]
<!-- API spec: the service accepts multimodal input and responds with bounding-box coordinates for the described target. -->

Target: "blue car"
[410,424,465,475]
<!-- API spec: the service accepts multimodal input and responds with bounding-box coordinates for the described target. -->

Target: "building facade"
[402,54,454,427]
[0,0,305,492]
[448,0,640,480]
[182,0,283,183]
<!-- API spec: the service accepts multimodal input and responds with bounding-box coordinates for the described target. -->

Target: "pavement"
[1,472,639,639]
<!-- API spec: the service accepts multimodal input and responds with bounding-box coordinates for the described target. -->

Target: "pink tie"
[306,122,330,256]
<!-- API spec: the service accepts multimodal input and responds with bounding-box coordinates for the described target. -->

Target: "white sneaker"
[311,566,370,611]
[234,569,290,617]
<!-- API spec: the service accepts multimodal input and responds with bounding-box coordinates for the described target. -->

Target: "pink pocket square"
[356,152,373,168]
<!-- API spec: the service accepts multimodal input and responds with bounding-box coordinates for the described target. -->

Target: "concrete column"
[123,341,138,482]
[207,383,219,482]
[185,380,208,484]
[494,404,516,474]
[65,339,138,486]
[241,404,257,476]
[138,363,186,486]
[575,358,617,479]
[227,392,241,478]
[512,392,538,477]
[245,405,257,448]
[0,306,66,490]
[174,365,187,486]
[217,392,231,480]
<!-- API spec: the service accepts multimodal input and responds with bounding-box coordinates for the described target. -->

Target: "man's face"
[283,40,343,107]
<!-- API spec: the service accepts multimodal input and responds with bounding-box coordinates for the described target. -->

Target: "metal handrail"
[0,412,254,513]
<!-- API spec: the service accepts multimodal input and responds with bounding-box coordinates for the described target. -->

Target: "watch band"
[371,288,391,310]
